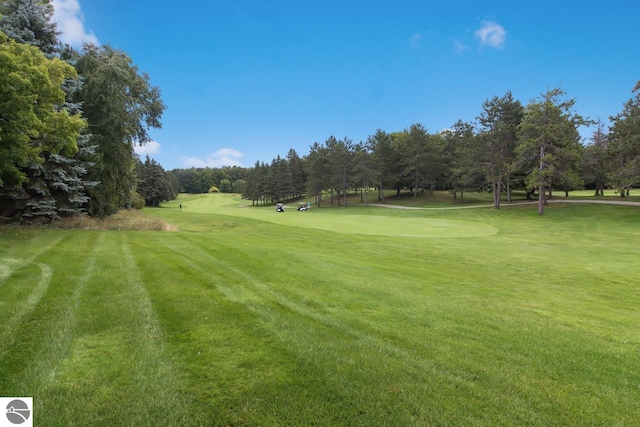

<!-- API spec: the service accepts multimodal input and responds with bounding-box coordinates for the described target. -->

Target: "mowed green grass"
[1,194,639,426]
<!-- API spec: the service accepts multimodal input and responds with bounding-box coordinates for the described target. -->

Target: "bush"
[131,191,146,210]
[208,186,220,193]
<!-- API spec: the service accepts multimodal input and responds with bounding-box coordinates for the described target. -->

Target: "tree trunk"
[507,176,512,203]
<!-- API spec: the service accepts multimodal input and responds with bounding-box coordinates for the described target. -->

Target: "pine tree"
[0,0,58,55]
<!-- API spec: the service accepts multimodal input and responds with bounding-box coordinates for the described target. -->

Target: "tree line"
[234,85,639,215]
[2,1,639,220]
[0,0,166,221]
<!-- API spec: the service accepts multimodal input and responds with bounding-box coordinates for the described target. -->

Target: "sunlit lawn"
[1,193,639,426]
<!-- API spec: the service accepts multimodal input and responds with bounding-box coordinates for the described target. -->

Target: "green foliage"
[208,186,220,193]
[219,178,232,193]
[134,156,176,207]
[170,166,248,194]
[475,91,524,207]
[74,44,165,217]
[233,178,246,194]
[130,190,146,210]
[0,31,84,187]
[517,87,587,214]
[0,0,58,55]
[582,121,609,195]
[608,81,640,193]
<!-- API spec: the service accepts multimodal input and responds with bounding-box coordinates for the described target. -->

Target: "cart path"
[368,199,640,210]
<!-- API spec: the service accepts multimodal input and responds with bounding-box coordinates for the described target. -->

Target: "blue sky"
[51,0,639,170]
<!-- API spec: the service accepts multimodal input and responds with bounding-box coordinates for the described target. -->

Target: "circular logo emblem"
[5,399,30,425]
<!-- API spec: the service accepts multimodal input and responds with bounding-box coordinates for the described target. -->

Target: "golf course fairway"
[1,193,639,426]
[175,193,499,238]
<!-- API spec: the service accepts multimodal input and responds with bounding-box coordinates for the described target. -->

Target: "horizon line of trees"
[170,85,639,216]
[133,88,637,213]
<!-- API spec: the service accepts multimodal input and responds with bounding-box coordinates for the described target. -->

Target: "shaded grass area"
[1,194,639,425]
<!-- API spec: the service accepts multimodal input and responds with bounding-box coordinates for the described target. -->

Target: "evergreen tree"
[306,142,329,207]
[397,124,430,201]
[0,0,58,55]
[286,148,306,198]
[367,129,400,202]
[517,87,587,215]
[444,120,483,202]
[608,81,640,196]
[0,31,85,221]
[476,91,524,208]
[134,156,174,206]
[0,2,97,220]
[582,120,609,196]
[74,44,165,217]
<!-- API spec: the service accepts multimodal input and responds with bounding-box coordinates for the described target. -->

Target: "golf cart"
[276,203,285,212]
[296,203,308,211]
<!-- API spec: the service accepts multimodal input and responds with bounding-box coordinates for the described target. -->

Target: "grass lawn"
[1,193,639,426]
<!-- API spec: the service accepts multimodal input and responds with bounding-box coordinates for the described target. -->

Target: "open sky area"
[51,0,639,170]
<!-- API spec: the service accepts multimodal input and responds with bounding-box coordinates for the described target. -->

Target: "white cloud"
[134,140,161,156]
[474,20,506,49]
[52,0,99,46]
[182,149,245,168]
[453,40,468,53]
[409,33,422,49]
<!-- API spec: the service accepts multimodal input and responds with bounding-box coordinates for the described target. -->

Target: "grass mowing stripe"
[0,262,51,351]
[41,232,190,426]
[0,232,97,395]
[144,234,544,424]
[117,233,191,425]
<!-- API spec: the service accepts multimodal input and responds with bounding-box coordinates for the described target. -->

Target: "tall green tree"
[397,123,430,201]
[267,155,293,202]
[582,120,609,195]
[306,142,329,207]
[443,120,483,202]
[0,1,98,220]
[326,136,353,206]
[0,31,85,220]
[607,81,640,196]
[352,142,376,205]
[476,91,524,208]
[286,148,306,198]
[75,44,165,217]
[517,87,586,215]
[134,155,175,206]
[368,129,402,201]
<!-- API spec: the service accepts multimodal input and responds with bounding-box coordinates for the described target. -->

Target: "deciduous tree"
[0,31,85,220]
